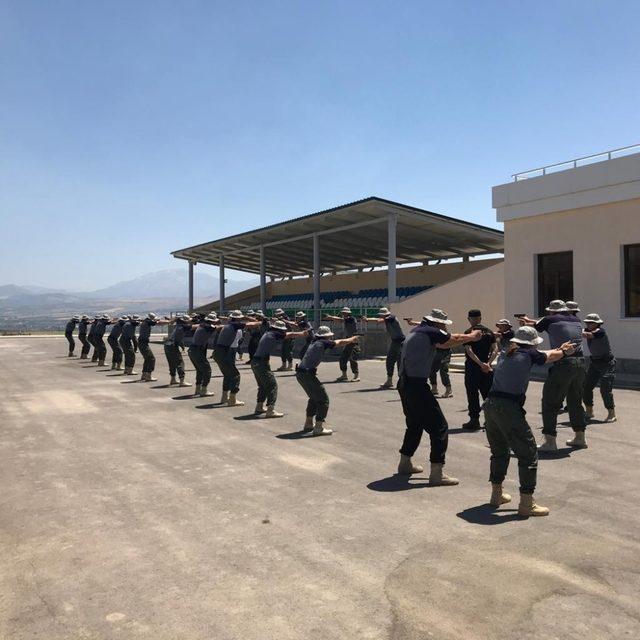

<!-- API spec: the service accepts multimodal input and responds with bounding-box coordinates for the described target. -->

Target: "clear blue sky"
[1,0,638,290]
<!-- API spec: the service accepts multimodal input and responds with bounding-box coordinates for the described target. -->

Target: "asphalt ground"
[1,337,639,639]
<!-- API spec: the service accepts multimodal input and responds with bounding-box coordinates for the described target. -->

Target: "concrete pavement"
[1,337,639,639]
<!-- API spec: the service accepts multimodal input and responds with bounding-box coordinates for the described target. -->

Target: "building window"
[537,251,573,316]
[624,243,640,317]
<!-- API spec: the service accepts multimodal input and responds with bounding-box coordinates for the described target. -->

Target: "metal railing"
[512,143,640,181]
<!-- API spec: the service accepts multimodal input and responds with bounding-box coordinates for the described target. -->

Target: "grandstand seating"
[242,285,432,315]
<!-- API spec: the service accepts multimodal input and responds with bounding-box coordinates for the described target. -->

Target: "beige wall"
[199,258,503,312]
[503,198,640,359]
[390,261,505,332]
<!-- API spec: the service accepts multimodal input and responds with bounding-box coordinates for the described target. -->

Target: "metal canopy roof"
[171,197,504,277]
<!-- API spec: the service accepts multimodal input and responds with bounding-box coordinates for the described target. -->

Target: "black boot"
[462,419,481,431]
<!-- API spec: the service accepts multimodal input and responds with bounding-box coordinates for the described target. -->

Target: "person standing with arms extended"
[323,307,360,382]
[462,309,498,431]
[138,313,172,382]
[93,315,113,367]
[396,309,481,484]
[214,311,262,406]
[251,319,308,418]
[108,316,128,370]
[188,313,219,397]
[164,314,193,387]
[582,313,617,424]
[295,327,359,436]
[519,300,587,450]
[64,316,80,357]
[361,307,405,389]
[87,315,100,363]
[119,315,140,375]
[483,326,575,517]
[78,315,92,359]
[273,309,294,371]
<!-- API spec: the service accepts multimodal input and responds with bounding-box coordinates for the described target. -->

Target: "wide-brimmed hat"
[341,307,351,314]
[270,319,288,331]
[81,315,89,320]
[511,326,544,346]
[131,315,141,321]
[245,310,255,316]
[101,314,110,320]
[423,309,453,325]
[295,311,306,318]
[229,310,243,319]
[546,299,568,312]
[147,312,157,320]
[94,315,101,319]
[495,318,512,327]
[377,307,391,317]
[565,301,580,312]
[119,315,129,321]
[315,325,334,338]
[584,313,604,324]
[254,310,265,318]
[274,308,285,316]
[204,313,218,323]
[72,315,80,321]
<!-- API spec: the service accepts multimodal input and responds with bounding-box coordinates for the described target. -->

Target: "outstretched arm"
[323,314,341,322]
[403,317,420,326]
[334,335,359,348]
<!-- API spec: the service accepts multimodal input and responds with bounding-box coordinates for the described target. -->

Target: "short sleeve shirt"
[383,315,405,341]
[343,316,357,338]
[586,327,612,359]
[121,321,138,340]
[138,319,157,341]
[491,346,547,398]
[254,330,286,358]
[300,338,337,370]
[535,314,583,353]
[65,320,77,334]
[192,323,215,347]
[78,320,89,335]
[400,323,451,378]
[93,319,108,338]
[464,324,496,363]
[217,321,246,348]
[109,320,125,340]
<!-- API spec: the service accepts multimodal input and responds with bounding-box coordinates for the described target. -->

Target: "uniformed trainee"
[323,307,360,382]
[396,308,482,486]
[108,316,128,370]
[78,315,92,359]
[274,309,294,371]
[362,307,405,389]
[188,313,219,397]
[92,315,112,367]
[119,315,141,375]
[295,326,359,436]
[164,314,193,387]
[483,326,576,517]
[138,313,172,382]
[64,316,80,357]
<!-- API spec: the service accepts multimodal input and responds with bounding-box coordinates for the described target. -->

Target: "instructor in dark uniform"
[462,309,498,431]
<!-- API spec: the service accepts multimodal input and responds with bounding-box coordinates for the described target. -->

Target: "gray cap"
[315,325,334,338]
[546,299,568,312]
[270,319,288,331]
[423,309,453,325]
[584,313,604,324]
[377,307,391,316]
[229,310,243,319]
[565,301,580,312]
[511,326,544,346]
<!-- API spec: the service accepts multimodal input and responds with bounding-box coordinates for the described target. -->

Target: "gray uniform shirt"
[192,323,215,347]
[586,328,613,359]
[109,320,126,340]
[300,338,336,370]
[535,314,583,354]
[343,316,357,337]
[121,321,138,341]
[383,315,404,342]
[490,346,547,399]
[399,323,451,379]
[254,330,285,359]
[65,320,77,334]
[217,321,246,348]
[78,320,89,336]
[94,319,108,339]
[169,323,186,347]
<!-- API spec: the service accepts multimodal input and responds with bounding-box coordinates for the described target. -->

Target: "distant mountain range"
[0,269,258,330]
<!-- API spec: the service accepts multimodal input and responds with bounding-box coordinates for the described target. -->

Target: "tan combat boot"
[178,378,191,387]
[116,363,123,371]
[431,385,440,397]
[302,416,314,432]
[537,435,558,452]
[442,386,453,398]
[194,384,202,396]
[254,402,265,415]
[98,360,105,367]
[199,386,214,397]
[220,390,229,404]
[398,454,424,475]
[605,409,617,423]
[518,493,549,517]
[584,404,594,419]
[227,393,244,407]
[265,405,284,418]
[428,463,459,486]
[335,373,348,382]
[490,483,512,507]
[566,431,588,448]
[140,372,148,382]
[169,376,178,386]
[312,420,333,436]
[111,363,117,370]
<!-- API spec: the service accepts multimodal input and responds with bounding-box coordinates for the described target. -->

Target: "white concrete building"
[493,147,640,372]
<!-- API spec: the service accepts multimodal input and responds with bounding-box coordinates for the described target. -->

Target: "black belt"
[488,390,525,405]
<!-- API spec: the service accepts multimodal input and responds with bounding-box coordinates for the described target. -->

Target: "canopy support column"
[188,261,195,313]
[259,245,267,311]
[313,234,321,325]
[387,213,398,304]
[219,255,226,314]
